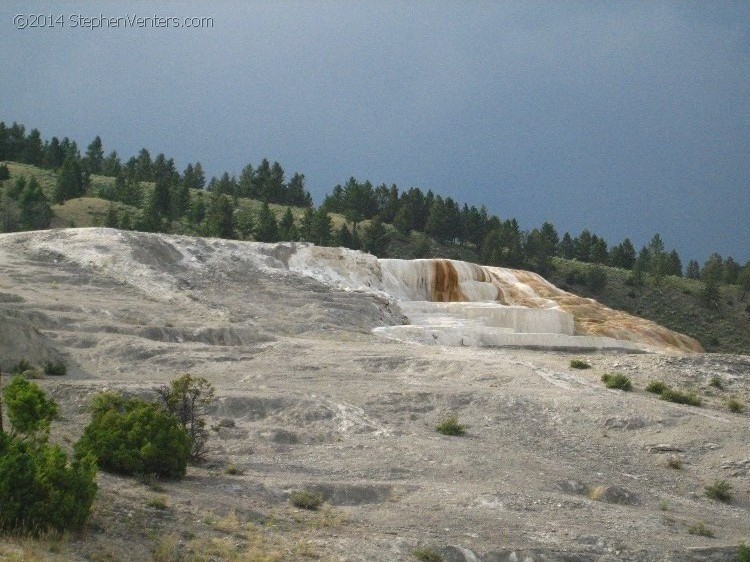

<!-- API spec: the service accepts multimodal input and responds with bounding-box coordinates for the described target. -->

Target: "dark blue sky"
[2,1,748,264]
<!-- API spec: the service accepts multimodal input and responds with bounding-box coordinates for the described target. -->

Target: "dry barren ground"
[0,229,748,561]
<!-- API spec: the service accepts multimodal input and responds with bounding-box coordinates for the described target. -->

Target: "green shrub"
[569,359,591,369]
[687,521,715,538]
[0,436,97,535]
[43,360,67,377]
[3,375,58,435]
[75,393,191,479]
[727,398,745,413]
[646,380,668,394]
[601,373,632,391]
[155,374,215,461]
[290,490,324,510]
[738,543,750,562]
[705,479,732,503]
[435,416,466,436]
[586,266,608,294]
[709,375,723,389]
[660,389,702,407]
[413,547,443,561]
[11,359,33,375]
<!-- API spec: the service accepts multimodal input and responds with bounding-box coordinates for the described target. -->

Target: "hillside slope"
[0,229,748,561]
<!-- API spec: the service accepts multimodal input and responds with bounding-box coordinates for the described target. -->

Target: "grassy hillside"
[549,259,750,354]
[3,161,748,354]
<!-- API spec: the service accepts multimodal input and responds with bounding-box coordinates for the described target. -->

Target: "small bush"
[601,373,632,391]
[223,463,243,475]
[688,521,715,538]
[586,266,608,294]
[435,416,466,436]
[705,479,732,503]
[75,393,191,479]
[738,543,750,562]
[155,374,215,461]
[646,380,668,394]
[43,360,67,377]
[290,490,324,510]
[569,359,591,369]
[11,359,33,375]
[0,437,98,535]
[709,375,723,389]
[413,547,443,561]
[3,375,58,435]
[147,496,169,510]
[660,389,702,407]
[727,398,745,413]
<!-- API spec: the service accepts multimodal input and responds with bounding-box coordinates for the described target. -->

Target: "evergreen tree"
[610,238,636,270]
[278,207,299,241]
[666,249,683,277]
[101,151,122,177]
[0,164,9,181]
[558,232,575,259]
[311,207,332,246]
[234,206,254,239]
[392,203,413,235]
[151,176,172,221]
[85,136,104,174]
[590,236,609,264]
[333,224,356,249]
[193,162,206,190]
[686,259,701,280]
[299,207,315,241]
[134,148,153,182]
[204,193,234,238]
[254,202,279,242]
[737,265,750,299]
[702,253,724,283]
[54,156,85,203]
[238,163,255,198]
[188,191,206,225]
[22,129,44,166]
[286,172,312,207]
[0,121,8,160]
[104,205,119,228]
[7,122,26,161]
[361,216,390,257]
[574,230,594,262]
[723,256,740,285]
[174,182,191,219]
[42,137,66,169]
[18,177,51,230]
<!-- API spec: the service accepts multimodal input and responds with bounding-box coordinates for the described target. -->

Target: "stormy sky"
[1,1,748,264]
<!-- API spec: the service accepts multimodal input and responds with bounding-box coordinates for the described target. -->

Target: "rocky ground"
[0,229,748,561]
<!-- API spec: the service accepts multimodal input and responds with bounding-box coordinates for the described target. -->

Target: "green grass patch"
[687,521,715,538]
[705,479,732,503]
[569,359,591,369]
[727,397,745,413]
[645,380,668,394]
[601,373,632,391]
[660,388,702,407]
[413,547,443,561]
[435,416,466,436]
[290,490,324,510]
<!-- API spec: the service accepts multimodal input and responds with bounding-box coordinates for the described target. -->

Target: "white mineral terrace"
[289,248,701,353]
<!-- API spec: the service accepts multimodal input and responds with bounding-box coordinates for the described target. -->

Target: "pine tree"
[42,137,66,170]
[101,151,121,177]
[22,129,44,166]
[85,136,104,174]
[686,259,701,280]
[361,216,390,257]
[19,177,51,230]
[54,156,85,203]
[204,194,235,238]
[278,207,299,241]
[255,202,279,242]
[311,207,332,246]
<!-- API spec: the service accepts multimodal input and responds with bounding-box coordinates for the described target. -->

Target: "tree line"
[1,120,748,290]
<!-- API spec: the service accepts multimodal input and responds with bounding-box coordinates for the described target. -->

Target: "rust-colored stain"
[417,259,703,353]
[430,260,467,302]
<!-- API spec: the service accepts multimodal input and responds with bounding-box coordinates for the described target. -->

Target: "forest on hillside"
[1,120,749,313]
